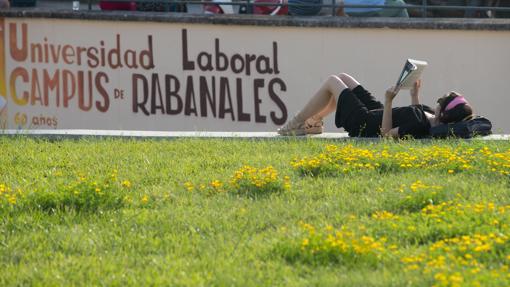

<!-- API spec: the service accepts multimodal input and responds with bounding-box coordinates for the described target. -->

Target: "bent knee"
[338,73,350,80]
[327,74,341,81]
[324,74,341,86]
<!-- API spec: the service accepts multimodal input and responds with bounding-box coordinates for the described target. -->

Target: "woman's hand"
[410,79,421,105]
[411,79,421,97]
[382,86,398,138]
[385,86,399,102]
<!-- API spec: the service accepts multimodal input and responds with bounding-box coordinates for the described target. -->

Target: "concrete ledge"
[1,8,510,31]
[1,129,509,141]
[1,129,350,140]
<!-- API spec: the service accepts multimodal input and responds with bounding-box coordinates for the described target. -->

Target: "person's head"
[435,91,473,124]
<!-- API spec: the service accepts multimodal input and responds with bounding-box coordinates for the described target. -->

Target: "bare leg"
[338,73,361,90]
[295,75,348,122]
[314,97,336,119]
[309,73,360,120]
[278,75,348,135]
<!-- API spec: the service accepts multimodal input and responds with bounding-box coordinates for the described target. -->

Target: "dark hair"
[437,92,473,124]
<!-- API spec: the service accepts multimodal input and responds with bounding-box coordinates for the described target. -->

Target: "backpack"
[430,116,492,139]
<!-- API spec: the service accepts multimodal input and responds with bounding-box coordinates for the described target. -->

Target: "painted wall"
[0,18,509,132]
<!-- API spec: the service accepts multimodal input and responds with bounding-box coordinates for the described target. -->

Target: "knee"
[326,74,341,83]
[338,73,349,81]
[326,75,345,88]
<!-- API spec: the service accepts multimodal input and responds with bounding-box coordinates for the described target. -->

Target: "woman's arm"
[381,86,400,138]
[410,80,421,105]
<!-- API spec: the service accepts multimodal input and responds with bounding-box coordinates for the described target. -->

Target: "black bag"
[430,116,492,139]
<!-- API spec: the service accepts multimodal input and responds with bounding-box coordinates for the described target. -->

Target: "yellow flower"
[121,180,132,188]
[210,180,222,189]
[141,195,149,204]
[371,211,399,221]
[405,264,420,271]
[7,195,16,205]
[434,272,447,282]
[473,244,492,252]
[184,182,194,192]
[448,273,464,285]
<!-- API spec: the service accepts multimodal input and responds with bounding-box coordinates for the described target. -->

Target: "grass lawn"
[1,137,510,286]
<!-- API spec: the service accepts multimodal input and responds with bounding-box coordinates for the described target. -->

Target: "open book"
[396,59,428,89]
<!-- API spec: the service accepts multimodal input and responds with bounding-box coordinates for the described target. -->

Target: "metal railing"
[86,0,510,18]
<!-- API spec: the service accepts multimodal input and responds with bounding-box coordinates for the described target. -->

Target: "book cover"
[396,59,428,89]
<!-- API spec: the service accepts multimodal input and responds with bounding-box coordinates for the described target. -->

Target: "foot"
[277,116,306,136]
[304,116,324,135]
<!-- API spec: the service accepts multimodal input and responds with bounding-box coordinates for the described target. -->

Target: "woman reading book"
[277,73,473,138]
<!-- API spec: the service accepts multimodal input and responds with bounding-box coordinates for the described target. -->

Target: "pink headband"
[444,95,469,112]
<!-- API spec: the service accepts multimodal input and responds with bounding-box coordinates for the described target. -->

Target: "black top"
[368,105,434,138]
